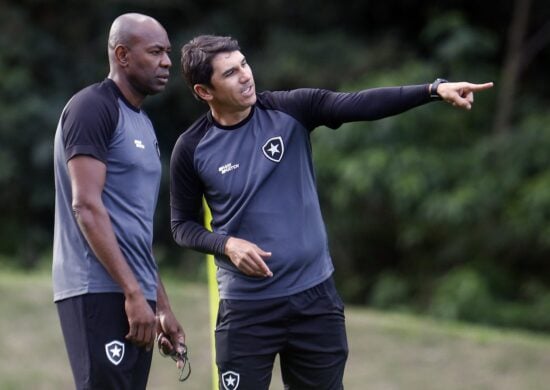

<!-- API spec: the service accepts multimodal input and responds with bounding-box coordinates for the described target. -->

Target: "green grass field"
[1,270,550,389]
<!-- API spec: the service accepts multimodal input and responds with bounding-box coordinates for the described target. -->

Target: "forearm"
[74,202,142,297]
[171,212,228,256]
[156,276,171,313]
[155,274,186,356]
[328,84,432,122]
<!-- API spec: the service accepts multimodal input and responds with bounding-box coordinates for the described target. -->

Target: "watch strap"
[430,78,448,100]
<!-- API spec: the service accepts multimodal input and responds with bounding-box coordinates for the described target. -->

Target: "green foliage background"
[1,0,549,331]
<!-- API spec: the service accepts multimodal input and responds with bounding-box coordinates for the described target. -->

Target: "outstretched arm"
[434,81,494,110]
[272,81,493,130]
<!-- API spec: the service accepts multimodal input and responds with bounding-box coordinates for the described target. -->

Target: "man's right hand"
[124,291,157,350]
[224,237,273,277]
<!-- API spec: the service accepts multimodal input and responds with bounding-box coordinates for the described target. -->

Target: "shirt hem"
[54,285,157,302]
[218,270,334,301]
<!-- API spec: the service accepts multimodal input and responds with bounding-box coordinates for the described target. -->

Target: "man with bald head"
[53,13,183,389]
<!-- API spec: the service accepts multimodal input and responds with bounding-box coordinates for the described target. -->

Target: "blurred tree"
[493,0,550,133]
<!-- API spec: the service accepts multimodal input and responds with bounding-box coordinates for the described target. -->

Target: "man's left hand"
[156,310,186,369]
[437,81,494,110]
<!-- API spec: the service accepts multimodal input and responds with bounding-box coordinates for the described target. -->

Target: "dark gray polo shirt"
[53,79,161,302]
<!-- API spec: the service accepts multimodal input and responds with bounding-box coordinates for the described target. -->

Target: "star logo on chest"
[262,136,284,163]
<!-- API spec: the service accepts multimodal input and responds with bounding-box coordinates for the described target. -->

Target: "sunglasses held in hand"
[157,333,191,382]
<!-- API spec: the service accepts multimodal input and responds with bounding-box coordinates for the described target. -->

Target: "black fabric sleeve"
[61,82,119,163]
[260,84,432,131]
[169,129,228,256]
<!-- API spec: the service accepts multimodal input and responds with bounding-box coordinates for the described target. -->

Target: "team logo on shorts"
[262,136,284,163]
[105,340,125,366]
[221,370,240,390]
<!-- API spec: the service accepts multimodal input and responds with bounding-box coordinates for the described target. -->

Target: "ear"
[114,45,130,67]
[194,84,213,101]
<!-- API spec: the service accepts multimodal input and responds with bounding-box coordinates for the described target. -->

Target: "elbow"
[72,199,88,221]
[71,196,102,229]
[171,219,200,249]
[170,221,179,242]
[171,220,186,247]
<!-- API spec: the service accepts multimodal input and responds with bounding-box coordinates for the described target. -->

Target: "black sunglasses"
[158,338,192,382]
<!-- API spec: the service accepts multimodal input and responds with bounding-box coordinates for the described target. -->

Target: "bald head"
[108,13,166,64]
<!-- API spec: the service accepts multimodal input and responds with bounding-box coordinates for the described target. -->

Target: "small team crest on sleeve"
[221,370,240,390]
[105,340,125,366]
[262,136,284,163]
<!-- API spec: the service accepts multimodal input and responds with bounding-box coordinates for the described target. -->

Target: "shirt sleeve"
[61,85,118,163]
[260,84,432,131]
[169,133,228,256]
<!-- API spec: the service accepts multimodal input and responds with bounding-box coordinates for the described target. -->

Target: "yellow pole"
[203,199,219,390]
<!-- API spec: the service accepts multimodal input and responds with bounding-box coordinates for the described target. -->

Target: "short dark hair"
[180,35,241,101]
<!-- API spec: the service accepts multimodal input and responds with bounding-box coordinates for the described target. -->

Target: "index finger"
[175,342,187,369]
[467,82,494,91]
[168,332,185,354]
[250,252,273,277]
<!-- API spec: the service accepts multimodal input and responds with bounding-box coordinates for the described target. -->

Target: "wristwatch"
[430,78,448,100]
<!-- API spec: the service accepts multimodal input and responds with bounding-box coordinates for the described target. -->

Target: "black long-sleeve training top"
[170,85,432,299]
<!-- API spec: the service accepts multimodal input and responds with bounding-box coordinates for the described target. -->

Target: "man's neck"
[210,106,252,127]
[108,74,145,108]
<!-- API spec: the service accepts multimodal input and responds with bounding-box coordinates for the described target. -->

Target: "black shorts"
[56,293,155,390]
[215,277,348,390]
